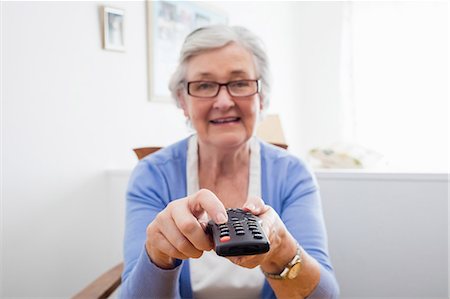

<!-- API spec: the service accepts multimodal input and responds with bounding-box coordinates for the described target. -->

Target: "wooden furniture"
[72,263,123,299]
[132,146,162,160]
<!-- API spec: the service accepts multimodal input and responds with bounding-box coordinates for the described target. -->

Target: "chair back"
[72,263,123,299]
[133,147,162,160]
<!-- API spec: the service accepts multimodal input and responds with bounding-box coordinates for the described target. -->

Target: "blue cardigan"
[120,137,339,298]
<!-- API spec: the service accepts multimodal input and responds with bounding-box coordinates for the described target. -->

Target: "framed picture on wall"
[147,1,227,102]
[103,7,125,52]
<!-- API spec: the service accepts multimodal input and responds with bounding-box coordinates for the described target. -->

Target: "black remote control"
[207,208,270,257]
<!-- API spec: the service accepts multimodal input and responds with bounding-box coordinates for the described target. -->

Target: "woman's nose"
[213,86,235,109]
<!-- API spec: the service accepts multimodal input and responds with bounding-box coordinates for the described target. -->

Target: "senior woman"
[120,25,339,299]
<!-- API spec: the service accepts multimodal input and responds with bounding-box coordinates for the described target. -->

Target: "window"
[342,2,448,172]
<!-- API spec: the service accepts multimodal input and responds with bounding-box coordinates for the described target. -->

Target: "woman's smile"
[209,116,241,125]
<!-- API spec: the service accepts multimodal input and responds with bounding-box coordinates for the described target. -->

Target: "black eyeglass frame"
[186,79,261,98]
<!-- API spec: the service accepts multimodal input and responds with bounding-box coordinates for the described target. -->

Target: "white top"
[187,135,265,299]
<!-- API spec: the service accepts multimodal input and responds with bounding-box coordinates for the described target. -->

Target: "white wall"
[2,1,187,297]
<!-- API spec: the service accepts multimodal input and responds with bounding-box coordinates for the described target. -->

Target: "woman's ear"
[177,90,190,118]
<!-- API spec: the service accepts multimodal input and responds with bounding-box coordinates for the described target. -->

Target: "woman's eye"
[197,83,215,90]
[233,81,250,88]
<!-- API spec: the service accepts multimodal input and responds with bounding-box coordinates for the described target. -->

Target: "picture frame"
[147,1,228,102]
[103,7,125,52]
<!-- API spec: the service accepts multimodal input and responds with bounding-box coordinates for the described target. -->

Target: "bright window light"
[346,1,448,172]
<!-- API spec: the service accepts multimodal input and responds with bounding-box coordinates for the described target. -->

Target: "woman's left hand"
[226,197,298,274]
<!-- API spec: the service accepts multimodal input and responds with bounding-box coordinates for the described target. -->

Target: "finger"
[152,232,190,260]
[197,212,210,230]
[189,189,228,224]
[171,203,213,252]
[227,254,265,269]
[157,211,205,258]
[242,196,268,215]
[146,225,189,267]
[258,206,278,237]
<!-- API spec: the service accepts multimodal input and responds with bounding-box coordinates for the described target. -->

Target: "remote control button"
[236,230,245,235]
[220,232,230,237]
[220,236,231,242]
[253,234,263,239]
[231,217,239,221]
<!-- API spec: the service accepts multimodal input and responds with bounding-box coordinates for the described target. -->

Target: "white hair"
[168,25,271,110]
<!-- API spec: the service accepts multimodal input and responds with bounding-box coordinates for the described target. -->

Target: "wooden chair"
[72,263,124,299]
[132,146,162,160]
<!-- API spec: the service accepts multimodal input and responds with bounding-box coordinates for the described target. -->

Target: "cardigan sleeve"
[277,157,339,298]
[119,159,183,299]
[263,156,339,299]
[120,247,183,298]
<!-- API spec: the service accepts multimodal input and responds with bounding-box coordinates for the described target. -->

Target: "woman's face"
[179,42,263,150]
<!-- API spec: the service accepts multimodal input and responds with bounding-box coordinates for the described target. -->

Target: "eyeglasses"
[186,79,261,98]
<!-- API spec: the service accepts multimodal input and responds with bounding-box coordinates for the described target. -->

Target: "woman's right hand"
[145,189,228,269]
